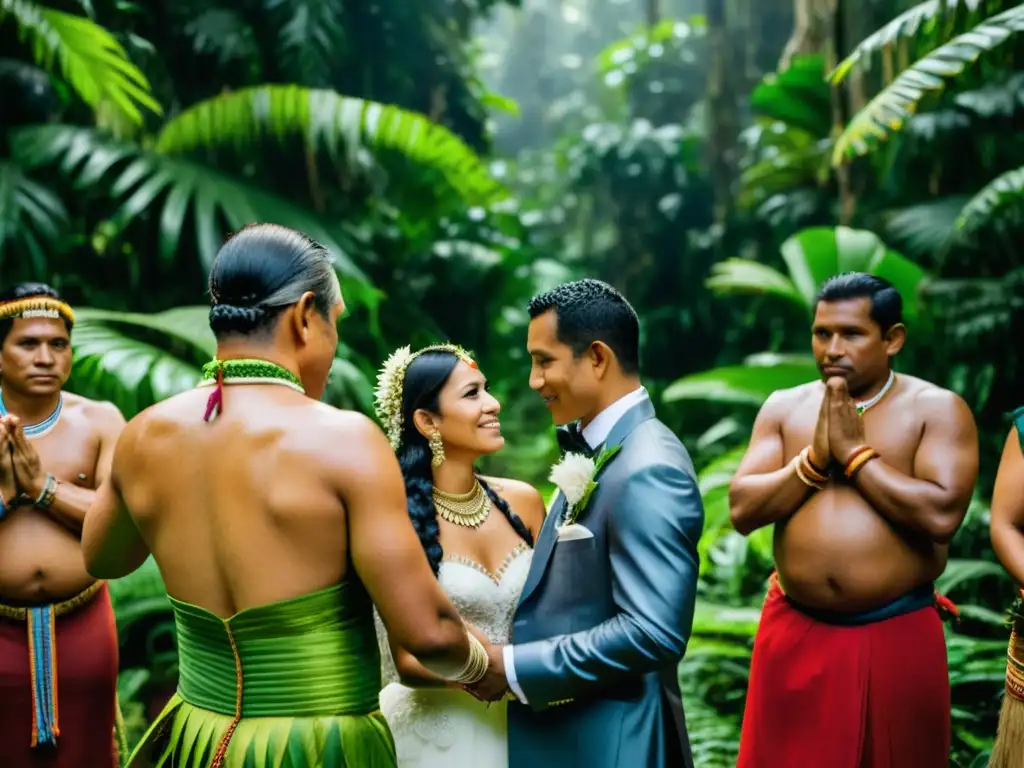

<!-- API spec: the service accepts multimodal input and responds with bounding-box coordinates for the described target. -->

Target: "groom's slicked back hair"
[528,278,641,374]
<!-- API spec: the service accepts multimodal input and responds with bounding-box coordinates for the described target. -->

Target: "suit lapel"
[517,492,566,607]
[516,397,657,609]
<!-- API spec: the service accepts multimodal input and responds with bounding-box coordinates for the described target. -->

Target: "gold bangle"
[793,456,826,490]
[845,448,879,479]
[449,632,488,685]
[799,447,828,483]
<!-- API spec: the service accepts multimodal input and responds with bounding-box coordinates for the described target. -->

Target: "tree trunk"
[706,0,737,227]
[779,0,833,70]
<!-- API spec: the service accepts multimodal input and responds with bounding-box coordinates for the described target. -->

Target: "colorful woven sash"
[1007,589,1024,702]
[0,581,103,748]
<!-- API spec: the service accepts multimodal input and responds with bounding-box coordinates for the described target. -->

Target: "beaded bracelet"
[34,473,58,508]
[844,446,879,479]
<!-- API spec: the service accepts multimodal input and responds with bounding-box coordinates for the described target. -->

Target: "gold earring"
[429,431,445,467]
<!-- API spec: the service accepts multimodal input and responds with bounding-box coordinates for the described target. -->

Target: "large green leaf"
[67,307,210,418]
[833,4,1024,162]
[0,0,161,125]
[9,125,370,279]
[954,165,1024,237]
[778,226,930,320]
[705,259,805,309]
[153,85,508,207]
[663,354,819,406]
[751,54,832,137]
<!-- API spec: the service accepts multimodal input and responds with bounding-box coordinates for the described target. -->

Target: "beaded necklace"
[855,370,896,415]
[0,389,63,439]
[198,358,305,422]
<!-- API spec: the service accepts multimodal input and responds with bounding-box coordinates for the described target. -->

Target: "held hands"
[825,377,866,466]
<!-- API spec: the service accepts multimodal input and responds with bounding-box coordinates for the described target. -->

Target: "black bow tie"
[556,422,593,456]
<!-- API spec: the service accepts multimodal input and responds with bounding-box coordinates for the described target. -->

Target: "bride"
[373,343,546,767]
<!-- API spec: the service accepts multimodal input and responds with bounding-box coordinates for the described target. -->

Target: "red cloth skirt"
[0,583,119,768]
[737,574,950,768]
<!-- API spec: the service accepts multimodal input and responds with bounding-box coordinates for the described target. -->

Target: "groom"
[469,279,702,767]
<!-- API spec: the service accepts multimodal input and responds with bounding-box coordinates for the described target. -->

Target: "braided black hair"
[395,350,534,575]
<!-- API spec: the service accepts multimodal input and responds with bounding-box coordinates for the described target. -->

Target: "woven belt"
[0,581,105,748]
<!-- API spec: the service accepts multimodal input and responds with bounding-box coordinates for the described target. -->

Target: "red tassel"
[203,368,224,422]
[934,591,959,622]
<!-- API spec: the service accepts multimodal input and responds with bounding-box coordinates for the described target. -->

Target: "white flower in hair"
[374,345,415,450]
[375,342,477,451]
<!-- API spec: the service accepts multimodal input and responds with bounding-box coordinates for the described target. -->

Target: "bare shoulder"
[304,405,394,469]
[902,375,975,425]
[479,475,547,525]
[62,392,126,435]
[756,382,819,423]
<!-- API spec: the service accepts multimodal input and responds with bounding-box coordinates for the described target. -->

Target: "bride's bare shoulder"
[479,475,547,533]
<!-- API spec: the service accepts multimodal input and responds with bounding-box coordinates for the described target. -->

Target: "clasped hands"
[810,376,867,472]
[0,415,47,507]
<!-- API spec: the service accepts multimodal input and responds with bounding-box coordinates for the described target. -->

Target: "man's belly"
[774,485,944,613]
[0,509,95,604]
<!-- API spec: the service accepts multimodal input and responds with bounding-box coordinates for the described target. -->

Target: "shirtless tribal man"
[729,272,978,767]
[0,283,126,768]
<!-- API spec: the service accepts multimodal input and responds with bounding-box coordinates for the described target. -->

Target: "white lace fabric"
[374,543,533,767]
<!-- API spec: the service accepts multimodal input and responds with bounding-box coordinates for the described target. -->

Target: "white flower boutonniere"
[548,445,622,528]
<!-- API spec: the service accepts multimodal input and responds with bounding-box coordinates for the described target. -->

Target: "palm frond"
[0,0,161,125]
[954,165,1024,236]
[830,0,988,83]
[9,124,370,280]
[68,306,211,418]
[832,4,1024,164]
[0,160,67,276]
[153,85,507,207]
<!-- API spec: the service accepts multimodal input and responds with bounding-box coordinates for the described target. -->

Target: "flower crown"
[375,343,477,450]
[0,297,75,325]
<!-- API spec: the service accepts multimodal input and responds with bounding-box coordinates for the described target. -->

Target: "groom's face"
[527,309,597,425]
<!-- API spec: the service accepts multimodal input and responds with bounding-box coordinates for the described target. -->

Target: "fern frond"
[830,0,988,83]
[832,3,1024,164]
[0,0,161,124]
[154,85,507,206]
[954,165,1024,235]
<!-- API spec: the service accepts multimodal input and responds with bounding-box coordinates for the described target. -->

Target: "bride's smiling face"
[422,361,504,458]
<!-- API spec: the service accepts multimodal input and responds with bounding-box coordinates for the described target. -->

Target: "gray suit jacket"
[508,396,702,768]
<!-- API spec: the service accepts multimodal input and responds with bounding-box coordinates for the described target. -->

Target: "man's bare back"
[0,393,123,604]
[107,385,385,617]
[767,375,967,611]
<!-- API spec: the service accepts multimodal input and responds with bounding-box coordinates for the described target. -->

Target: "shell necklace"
[433,480,491,528]
[0,389,63,439]
[856,371,896,415]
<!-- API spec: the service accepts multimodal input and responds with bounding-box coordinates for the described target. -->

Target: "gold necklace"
[433,480,491,528]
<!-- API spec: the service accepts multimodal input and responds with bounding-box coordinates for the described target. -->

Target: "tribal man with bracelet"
[0,282,127,767]
[729,272,978,767]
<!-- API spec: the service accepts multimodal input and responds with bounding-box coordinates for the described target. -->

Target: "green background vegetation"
[2,0,1023,764]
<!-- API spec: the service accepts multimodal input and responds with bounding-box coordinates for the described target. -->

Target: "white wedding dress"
[375,542,533,767]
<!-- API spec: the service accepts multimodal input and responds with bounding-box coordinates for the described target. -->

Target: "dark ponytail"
[395,350,533,576]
